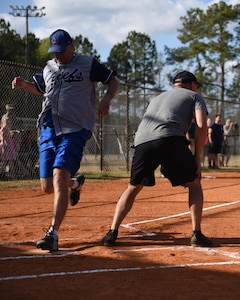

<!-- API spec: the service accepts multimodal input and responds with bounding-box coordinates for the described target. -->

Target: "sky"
[0,0,238,62]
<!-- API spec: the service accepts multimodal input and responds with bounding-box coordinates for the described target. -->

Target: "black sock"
[193,230,201,235]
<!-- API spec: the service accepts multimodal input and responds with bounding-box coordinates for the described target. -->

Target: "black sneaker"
[69,174,85,206]
[36,229,58,251]
[102,229,118,246]
[191,231,212,247]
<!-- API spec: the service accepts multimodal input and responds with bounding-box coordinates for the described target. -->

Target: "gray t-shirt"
[134,88,208,146]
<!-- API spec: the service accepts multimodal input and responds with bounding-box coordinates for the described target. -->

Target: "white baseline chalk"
[1,261,240,282]
[122,200,240,227]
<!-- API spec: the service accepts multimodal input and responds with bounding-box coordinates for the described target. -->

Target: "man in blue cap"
[12,29,120,251]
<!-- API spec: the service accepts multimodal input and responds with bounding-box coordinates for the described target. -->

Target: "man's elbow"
[111,76,120,89]
[108,76,120,95]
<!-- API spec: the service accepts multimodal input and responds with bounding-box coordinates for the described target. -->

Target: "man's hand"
[98,98,110,118]
[11,77,41,95]
[98,76,120,118]
[12,77,25,89]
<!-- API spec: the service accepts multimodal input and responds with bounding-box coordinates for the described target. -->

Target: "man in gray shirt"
[103,70,212,247]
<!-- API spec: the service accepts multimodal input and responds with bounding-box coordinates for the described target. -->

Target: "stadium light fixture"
[9,5,46,65]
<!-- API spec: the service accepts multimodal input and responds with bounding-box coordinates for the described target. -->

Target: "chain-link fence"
[1,60,240,180]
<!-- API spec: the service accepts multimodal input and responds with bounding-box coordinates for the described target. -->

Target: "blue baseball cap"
[48,29,73,53]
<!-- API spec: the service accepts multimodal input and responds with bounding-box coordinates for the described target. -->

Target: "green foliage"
[227,64,240,101]
[0,18,25,62]
[108,41,132,83]
[74,35,101,61]
[107,31,159,87]
[35,37,52,66]
[25,33,41,65]
[0,1,239,95]
[165,1,240,103]
[0,19,101,66]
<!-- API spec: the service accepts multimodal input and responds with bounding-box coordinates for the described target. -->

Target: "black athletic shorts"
[208,144,222,154]
[130,136,197,187]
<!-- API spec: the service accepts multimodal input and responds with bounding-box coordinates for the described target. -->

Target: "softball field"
[0,171,240,299]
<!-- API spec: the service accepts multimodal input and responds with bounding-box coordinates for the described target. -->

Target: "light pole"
[9,5,46,65]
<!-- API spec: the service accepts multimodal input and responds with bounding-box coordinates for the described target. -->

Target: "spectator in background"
[10,130,21,175]
[232,122,239,155]
[233,122,239,136]
[10,130,21,157]
[0,117,18,178]
[19,130,39,176]
[208,114,224,169]
[1,104,19,130]
[222,118,234,167]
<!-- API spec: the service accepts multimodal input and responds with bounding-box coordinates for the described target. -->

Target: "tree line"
[0,1,239,102]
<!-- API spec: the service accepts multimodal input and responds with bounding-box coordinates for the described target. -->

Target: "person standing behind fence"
[232,122,239,155]
[208,114,224,169]
[19,130,39,176]
[222,118,234,167]
[1,104,19,130]
[12,29,120,252]
[102,70,212,248]
[0,117,18,178]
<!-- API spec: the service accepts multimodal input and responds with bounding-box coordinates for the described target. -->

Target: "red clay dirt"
[0,172,240,299]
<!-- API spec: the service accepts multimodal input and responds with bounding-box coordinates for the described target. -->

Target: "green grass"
[80,170,130,180]
[0,179,40,190]
[1,167,239,190]
[0,171,130,190]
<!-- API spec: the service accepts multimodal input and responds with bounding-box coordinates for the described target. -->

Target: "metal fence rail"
[0,60,239,180]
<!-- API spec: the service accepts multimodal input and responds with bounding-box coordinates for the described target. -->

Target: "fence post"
[98,83,104,172]
[126,84,130,172]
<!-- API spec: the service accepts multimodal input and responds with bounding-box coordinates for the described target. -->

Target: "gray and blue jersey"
[33,55,115,136]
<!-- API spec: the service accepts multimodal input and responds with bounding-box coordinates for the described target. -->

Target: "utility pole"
[9,5,46,65]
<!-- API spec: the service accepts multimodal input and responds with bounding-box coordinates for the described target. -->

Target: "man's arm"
[224,123,233,136]
[98,76,120,118]
[194,109,207,176]
[208,127,213,146]
[12,77,42,95]
[194,109,207,159]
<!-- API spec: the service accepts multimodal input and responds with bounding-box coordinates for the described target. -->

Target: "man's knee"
[40,178,53,194]
[186,177,200,188]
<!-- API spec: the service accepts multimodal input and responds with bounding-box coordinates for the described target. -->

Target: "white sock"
[71,178,79,189]
[49,226,58,236]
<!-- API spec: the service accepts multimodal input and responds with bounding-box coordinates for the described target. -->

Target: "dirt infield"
[0,171,240,299]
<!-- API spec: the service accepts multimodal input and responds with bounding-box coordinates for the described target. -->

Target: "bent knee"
[42,186,53,194]
[185,177,200,188]
[40,178,53,194]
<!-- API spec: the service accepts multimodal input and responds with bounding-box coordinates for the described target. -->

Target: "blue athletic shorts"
[39,128,91,178]
[130,136,197,187]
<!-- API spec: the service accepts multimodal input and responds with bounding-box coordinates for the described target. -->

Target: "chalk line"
[1,261,240,282]
[122,200,240,227]
[113,246,240,260]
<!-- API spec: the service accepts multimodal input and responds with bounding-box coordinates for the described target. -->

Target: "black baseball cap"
[48,29,73,53]
[173,70,201,86]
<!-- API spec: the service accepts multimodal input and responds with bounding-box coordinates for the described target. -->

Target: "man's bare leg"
[103,184,143,246]
[187,178,212,247]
